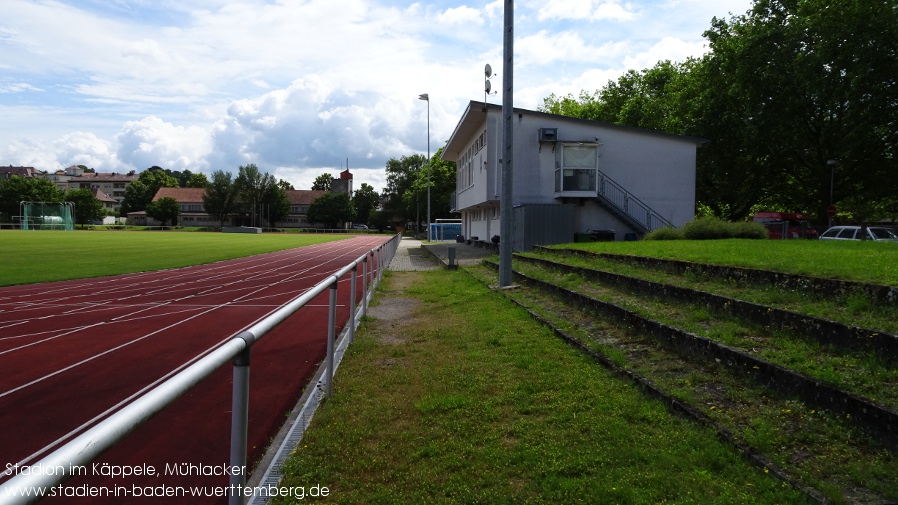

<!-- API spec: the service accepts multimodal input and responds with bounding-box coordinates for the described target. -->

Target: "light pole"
[418,93,431,241]
[828,159,839,228]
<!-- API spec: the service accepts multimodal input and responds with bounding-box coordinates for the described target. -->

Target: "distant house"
[131,187,329,228]
[441,101,705,250]
[1,165,42,179]
[64,167,138,211]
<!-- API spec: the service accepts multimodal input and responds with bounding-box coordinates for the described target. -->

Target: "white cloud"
[115,117,212,172]
[622,36,707,70]
[534,0,637,22]
[437,6,483,25]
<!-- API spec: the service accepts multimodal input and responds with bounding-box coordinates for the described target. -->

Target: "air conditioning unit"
[538,128,558,142]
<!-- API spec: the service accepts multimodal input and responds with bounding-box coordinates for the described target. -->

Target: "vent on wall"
[538,128,558,142]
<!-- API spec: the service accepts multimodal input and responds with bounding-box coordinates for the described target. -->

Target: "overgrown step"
[485,260,898,452]
[515,253,898,360]
[539,246,898,306]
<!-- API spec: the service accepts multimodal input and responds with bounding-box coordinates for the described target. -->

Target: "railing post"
[229,341,252,505]
[362,253,369,318]
[325,278,337,398]
[349,263,357,344]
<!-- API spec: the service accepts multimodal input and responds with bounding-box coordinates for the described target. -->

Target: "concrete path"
[388,236,494,271]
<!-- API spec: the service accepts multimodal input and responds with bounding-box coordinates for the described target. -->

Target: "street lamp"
[828,159,839,228]
[418,93,431,241]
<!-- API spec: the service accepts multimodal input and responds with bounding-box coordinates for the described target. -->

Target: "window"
[555,144,598,193]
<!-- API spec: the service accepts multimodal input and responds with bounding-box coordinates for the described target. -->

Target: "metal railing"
[0,234,401,505]
[598,171,673,232]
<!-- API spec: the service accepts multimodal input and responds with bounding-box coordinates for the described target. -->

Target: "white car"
[351,224,368,230]
[819,226,898,242]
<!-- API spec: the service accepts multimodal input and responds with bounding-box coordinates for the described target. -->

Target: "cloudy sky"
[1,0,752,193]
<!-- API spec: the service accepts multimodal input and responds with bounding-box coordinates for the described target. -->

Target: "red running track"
[0,235,390,503]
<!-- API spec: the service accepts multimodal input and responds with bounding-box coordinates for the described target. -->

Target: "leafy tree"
[146,196,181,226]
[278,179,295,191]
[307,192,355,229]
[382,154,425,228]
[701,0,898,223]
[0,176,64,221]
[121,167,179,214]
[185,172,209,188]
[203,170,237,228]
[351,183,380,225]
[235,164,279,227]
[403,147,457,224]
[311,173,333,191]
[65,188,105,227]
[262,184,290,228]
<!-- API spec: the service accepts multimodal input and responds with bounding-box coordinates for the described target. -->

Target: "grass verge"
[558,239,898,285]
[272,269,811,504]
[0,230,349,286]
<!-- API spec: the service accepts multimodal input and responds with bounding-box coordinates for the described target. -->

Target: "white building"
[441,101,705,250]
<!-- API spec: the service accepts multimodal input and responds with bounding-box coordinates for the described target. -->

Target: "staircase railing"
[597,170,674,233]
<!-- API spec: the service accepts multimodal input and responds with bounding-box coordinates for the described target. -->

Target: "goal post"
[20,201,75,231]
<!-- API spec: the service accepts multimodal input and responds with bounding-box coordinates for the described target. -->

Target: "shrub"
[647,217,769,241]
[644,227,684,240]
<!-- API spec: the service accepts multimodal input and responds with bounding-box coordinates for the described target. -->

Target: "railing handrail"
[0,234,401,505]
[598,170,673,231]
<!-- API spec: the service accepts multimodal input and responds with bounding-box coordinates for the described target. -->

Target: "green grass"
[0,230,350,286]
[272,270,811,504]
[558,239,898,285]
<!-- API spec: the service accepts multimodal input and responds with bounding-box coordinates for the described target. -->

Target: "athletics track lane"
[0,235,389,503]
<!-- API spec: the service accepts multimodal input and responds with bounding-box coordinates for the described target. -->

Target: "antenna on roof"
[484,64,498,104]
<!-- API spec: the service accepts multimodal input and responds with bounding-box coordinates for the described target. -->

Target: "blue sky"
[1,0,753,192]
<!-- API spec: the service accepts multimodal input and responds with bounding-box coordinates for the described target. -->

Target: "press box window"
[555,144,597,193]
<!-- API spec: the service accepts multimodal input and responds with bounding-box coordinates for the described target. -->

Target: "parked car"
[818,226,898,242]
[752,212,818,239]
[351,224,368,230]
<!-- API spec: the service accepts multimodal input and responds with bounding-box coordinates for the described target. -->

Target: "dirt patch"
[366,272,425,345]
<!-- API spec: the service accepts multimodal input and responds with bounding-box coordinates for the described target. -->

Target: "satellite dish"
[484,64,492,78]
[485,80,492,94]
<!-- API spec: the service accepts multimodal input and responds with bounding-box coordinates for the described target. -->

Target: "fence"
[0,234,401,505]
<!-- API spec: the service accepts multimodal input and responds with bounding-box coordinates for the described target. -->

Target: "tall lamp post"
[828,159,839,228]
[418,93,431,241]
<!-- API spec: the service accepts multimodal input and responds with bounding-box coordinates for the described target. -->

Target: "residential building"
[1,166,42,179]
[64,167,138,210]
[131,187,328,228]
[441,101,704,250]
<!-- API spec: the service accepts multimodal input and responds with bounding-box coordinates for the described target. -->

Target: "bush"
[644,227,683,240]
[646,217,768,241]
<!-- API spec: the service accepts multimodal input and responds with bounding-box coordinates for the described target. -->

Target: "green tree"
[383,154,425,229]
[262,184,290,228]
[202,170,237,228]
[0,176,64,221]
[307,192,354,229]
[185,172,209,188]
[404,148,457,224]
[235,164,278,227]
[351,183,380,225]
[699,0,898,222]
[146,196,181,226]
[311,173,333,191]
[65,188,105,227]
[121,167,179,214]
[278,179,295,191]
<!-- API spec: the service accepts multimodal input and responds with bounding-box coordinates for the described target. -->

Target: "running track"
[0,235,390,503]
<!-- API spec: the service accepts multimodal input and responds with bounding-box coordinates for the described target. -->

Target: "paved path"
[388,237,494,271]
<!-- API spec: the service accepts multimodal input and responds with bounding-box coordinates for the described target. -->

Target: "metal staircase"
[594,170,673,235]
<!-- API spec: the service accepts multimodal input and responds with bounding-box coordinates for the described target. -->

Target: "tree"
[235,164,278,227]
[65,188,105,227]
[121,167,179,214]
[311,173,333,191]
[278,179,295,191]
[306,192,354,229]
[185,172,209,188]
[263,184,290,228]
[0,176,64,221]
[382,154,425,228]
[146,196,181,226]
[403,148,457,224]
[203,170,237,228]
[351,183,380,225]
